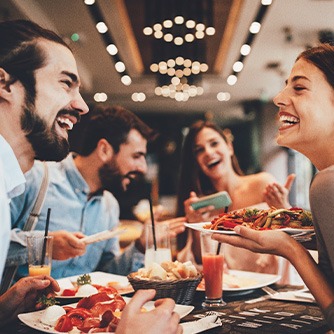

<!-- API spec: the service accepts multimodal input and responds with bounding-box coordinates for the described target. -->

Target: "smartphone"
[190,191,232,211]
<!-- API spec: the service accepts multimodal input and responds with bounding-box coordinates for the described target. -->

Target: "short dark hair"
[297,43,334,91]
[0,20,70,104]
[79,105,156,156]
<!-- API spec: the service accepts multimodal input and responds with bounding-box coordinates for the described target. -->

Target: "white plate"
[197,269,281,292]
[185,222,314,235]
[18,298,194,334]
[56,271,134,298]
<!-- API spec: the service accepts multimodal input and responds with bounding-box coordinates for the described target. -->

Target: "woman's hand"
[263,174,296,209]
[184,192,215,223]
[211,225,296,260]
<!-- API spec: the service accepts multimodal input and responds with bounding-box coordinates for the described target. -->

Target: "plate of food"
[18,294,194,333]
[56,272,134,298]
[185,207,314,235]
[197,270,281,293]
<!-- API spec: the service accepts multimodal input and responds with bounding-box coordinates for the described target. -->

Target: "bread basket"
[127,272,202,305]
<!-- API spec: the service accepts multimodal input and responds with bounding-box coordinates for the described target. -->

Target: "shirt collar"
[0,135,26,198]
[62,153,91,196]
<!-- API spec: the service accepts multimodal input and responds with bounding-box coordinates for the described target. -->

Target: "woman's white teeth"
[279,115,299,124]
[57,116,73,130]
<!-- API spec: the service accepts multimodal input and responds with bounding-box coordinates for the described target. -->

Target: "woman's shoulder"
[242,171,275,185]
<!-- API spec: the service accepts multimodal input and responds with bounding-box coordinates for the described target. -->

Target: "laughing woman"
[176,120,293,274]
[212,43,334,330]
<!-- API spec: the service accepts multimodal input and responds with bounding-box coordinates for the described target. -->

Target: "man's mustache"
[122,171,144,182]
[57,109,81,123]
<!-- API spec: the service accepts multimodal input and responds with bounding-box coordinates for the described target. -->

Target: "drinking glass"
[144,222,171,268]
[27,235,53,276]
[200,231,226,308]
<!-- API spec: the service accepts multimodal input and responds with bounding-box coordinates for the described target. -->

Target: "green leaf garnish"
[77,273,92,286]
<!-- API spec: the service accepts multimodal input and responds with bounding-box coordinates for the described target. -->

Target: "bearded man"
[10,105,185,280]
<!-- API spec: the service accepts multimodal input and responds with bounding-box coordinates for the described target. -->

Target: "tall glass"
[144,222,171,268]
[200,231,225,308]
[27,235,53,276]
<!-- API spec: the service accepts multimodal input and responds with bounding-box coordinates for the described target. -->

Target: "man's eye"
[61,80,72,87]
[294,86,305,91]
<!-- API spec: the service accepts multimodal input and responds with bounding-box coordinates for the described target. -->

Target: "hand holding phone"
[190,191,232,211]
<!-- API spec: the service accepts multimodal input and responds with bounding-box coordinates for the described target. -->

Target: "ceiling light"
[185,33,195,42]
[154,31,163,39]
[240,44,251,56]
[174,37,184,45]
[115,61,125,73]
[143,27,153,35]
[206,27,215,36]
[186,20,196,29]
[94,92,107,102]
[84,0,95,5]
[249,22,261,34]
[195,31,205,39]
[106,44,118,55]
[70,33,80,42]
[183,59,192,68]
[200,63,209,72]
[175,57,184,65]
[163,20,173,28]
[150,63,159,72]
[227,75,237,86]
[96,22,108,34]
[233,61,244,72]
[164,33,173,42]
[196,23,205,31]
[261,0,272,5]
[121,75,132,86]
[167,59,175,67]
[174,16,184,24]
[153,23,162,31]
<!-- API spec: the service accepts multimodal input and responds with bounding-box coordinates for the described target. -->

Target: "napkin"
[181,315,222,334]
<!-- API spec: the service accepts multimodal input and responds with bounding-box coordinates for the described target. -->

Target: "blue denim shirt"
[10,154,144,279]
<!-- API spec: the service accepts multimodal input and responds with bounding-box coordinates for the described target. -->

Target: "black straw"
[148,194,157,251]
[216,206,229,255]
[41,208,51,265]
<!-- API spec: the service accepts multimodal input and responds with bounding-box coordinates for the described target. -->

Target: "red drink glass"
[200,232,226,308]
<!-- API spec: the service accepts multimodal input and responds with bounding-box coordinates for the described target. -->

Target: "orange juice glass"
[27,235,53,277]
[200,232,226,308]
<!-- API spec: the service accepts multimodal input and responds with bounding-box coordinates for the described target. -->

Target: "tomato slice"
[62,289,77,296]
[67,307,93,327]
[54,315,73,332]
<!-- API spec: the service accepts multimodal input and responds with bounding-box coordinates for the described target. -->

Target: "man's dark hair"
[80,105,156,156]
[0,20,70,104]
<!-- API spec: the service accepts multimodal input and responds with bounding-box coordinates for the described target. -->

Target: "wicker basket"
[127,273,202,305]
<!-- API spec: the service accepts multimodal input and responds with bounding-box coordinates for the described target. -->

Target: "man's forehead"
[36,39,80,81]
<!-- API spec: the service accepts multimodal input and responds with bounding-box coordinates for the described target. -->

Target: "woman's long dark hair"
[176,120,243,250]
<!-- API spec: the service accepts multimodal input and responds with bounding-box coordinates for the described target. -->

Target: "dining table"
[0,283,329,334]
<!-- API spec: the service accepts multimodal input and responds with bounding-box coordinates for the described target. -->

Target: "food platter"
[56,271,134,298]
[185,222,314,235]
[197,269,281,293]
[17,297,194,334]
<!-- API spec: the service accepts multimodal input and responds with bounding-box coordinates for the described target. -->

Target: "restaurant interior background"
[2,0,331,218]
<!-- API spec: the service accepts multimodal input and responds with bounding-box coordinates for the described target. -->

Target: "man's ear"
[0,68,14,99]
[97,138,114,162]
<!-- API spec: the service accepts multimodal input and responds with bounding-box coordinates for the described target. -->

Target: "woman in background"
[176,120,294,274]
[212,43,334,329]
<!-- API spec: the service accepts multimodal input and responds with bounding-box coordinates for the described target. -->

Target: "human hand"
[263,173,296,209]
[116,290,182,334]
[49,230,86,260]
[0,275,59,325]
[184,192,215,223]
[211,225,295,259]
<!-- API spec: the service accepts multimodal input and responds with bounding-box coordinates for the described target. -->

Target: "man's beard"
[98,159,125,194]
[20,95,74,161]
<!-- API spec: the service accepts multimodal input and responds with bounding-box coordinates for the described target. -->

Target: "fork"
[262,286,280,296]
